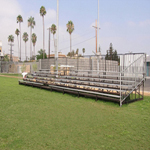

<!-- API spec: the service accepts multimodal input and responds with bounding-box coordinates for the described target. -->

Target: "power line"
[59,30,94,44]
[59,36,95,51]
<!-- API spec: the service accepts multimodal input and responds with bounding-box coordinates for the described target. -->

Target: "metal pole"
[47,28,51,59]
[56,0,59,74]
[120,72,122,106]
[97,0,99,54]
[96,20,97,53]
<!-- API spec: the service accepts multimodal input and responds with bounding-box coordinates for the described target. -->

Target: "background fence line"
[0,53,148,76]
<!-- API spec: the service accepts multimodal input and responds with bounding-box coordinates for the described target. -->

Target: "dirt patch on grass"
[0,75,22,79]
[144,92,150,96]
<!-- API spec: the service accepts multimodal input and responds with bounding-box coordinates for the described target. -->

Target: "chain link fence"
[0,61,40,74]
[40,53,146,76]
[0,53,147,76]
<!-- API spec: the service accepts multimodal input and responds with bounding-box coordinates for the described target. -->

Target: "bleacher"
[19,68,144,106]
[19,53,146,106]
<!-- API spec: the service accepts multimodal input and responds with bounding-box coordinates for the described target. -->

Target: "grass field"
[0,73,22,77]
[0,76,150,150]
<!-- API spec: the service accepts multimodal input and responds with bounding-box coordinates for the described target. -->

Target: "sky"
[0,0,150,60]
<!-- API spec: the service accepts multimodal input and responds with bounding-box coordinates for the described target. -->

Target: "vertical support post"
[135,89,136,100]
[65,57,67,75]
[91,57,93,76]
[105,58,106,72]
[123,54,124,71]
[97,0,99,54]
[139,85,140,99]
[97,56,99,74]
[135,56,137,88]
[142,80,144,99]
[144,53,147,78]
[39,59,41,70]
[120,72,122,107]
[47,28,51,71]
[96,20,97,53]
[56,0,59,75]
[77,56,79,73]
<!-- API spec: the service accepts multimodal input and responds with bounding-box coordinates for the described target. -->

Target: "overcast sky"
[0,0,150,60]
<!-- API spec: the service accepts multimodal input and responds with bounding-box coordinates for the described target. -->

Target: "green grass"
[0,76,150,150]
[0,73,22,77]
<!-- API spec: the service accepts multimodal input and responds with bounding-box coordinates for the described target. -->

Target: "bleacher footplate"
[19,70,145,106]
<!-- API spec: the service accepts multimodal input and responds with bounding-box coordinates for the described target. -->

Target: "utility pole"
[56,0,59,74]
[92,20,100,54]
[47,27,51,58]
[97,0,100,54]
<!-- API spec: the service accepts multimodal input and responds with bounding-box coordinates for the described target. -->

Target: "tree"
[82,48,85,56]
[105,43,119,62]
[40,6,46,59]
[51,24,57,52]
[17,15,23,61]
[67,50,75,57]
[66,20,74,54]
[22,32,28,61]
[8,35,14,61]
[76,48,79,55]
[32,33,37,59]
[36,49,47,60]
[51,24,57,38]
[15,29,20,58]
[28,16,35,59]
[8,35,14,43]
[4,54,9,61]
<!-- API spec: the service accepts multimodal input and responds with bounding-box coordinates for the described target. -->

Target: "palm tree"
[51,24,56,55]
[32,33,37,59]
[17,15,23,61]
[8,35,14,61]
[15,29,20,58]
[28,16,35,59]
[40,6,46,59]
[66,20,74,54]
[82,48,85,56]
[76,48,79,56]
[22,32,28,61]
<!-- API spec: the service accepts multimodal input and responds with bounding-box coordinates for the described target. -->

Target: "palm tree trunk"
[19,23,21,61]
[25,42,27,61]
[43,16,45,59]
[34,45,35,57]
[30,27,32,60]
[17,36,19,59]
[70,34,71,55]
[48,29,50,59]
[53,34,55,56]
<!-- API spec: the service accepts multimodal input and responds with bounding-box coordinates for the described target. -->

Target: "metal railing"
[119,53,146,106]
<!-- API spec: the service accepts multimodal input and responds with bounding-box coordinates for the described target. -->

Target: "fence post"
[66,57,67,75]
[0,60,1,73]
[120,71,122,107]
[77,56,79,73]
[39,59,41,70]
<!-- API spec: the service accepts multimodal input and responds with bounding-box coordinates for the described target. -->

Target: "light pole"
[56,0,59,74]
[92,20,100,54]
[47,27,51,59]
[97,0,100,54]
